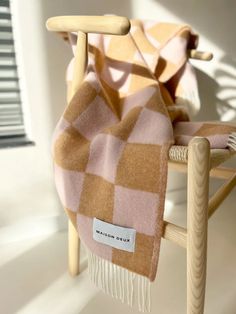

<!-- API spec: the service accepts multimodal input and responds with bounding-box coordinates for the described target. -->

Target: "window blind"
[0,0,26,141]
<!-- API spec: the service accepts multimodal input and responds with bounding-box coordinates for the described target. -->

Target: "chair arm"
[46,15,130,36]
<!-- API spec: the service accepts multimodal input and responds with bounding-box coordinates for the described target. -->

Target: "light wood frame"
[46,15,235,314]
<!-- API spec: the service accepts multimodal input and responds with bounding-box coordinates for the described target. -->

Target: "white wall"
[0,0,235,243]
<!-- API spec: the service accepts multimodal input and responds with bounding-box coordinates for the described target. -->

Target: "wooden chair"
[46,15,236,314]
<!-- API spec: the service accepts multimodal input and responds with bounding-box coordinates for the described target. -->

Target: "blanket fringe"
[176,90,201,116]
[227,132,236,151]
[87,250,151,312]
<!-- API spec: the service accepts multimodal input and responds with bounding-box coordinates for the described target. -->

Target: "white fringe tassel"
[176,90,201,117]
[87,251,151,312]
[227,132,236,151]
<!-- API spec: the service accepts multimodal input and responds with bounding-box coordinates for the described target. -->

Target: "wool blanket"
[52,20,236,311]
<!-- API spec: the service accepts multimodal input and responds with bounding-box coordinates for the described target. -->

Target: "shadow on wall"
[38,0,132,133]
[153,0,236,122]
[214,55,236,121]
[194,68,219,122]
[152,0,235,55]
[195,58,236,122]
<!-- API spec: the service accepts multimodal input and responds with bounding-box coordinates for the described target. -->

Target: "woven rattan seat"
[169,145,236,169]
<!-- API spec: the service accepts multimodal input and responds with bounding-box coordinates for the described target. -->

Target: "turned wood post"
[68,31,88,276]
[187,137,210,314]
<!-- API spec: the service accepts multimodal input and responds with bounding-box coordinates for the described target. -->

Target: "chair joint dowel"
[162,221,187,248]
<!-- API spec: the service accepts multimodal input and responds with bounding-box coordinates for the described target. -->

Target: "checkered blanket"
[52,20,236,311]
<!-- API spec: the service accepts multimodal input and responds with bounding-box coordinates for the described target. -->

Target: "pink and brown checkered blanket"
[52,20,236,311]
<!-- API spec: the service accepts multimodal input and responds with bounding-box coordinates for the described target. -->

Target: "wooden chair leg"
[66,32,86,278]
[187,137,210,314]
[68,219,80,276]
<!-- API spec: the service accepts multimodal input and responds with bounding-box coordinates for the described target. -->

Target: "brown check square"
[112,233,155,278]
[64,81,97,123]
[54,126,90,172]
[115,143,162,193]
[79,173,115,223]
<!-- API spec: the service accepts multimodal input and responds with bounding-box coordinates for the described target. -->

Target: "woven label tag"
[93,218,136,252]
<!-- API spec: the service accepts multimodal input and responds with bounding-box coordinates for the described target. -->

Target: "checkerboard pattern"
[53,71,173,280]
[52,20,236,282]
